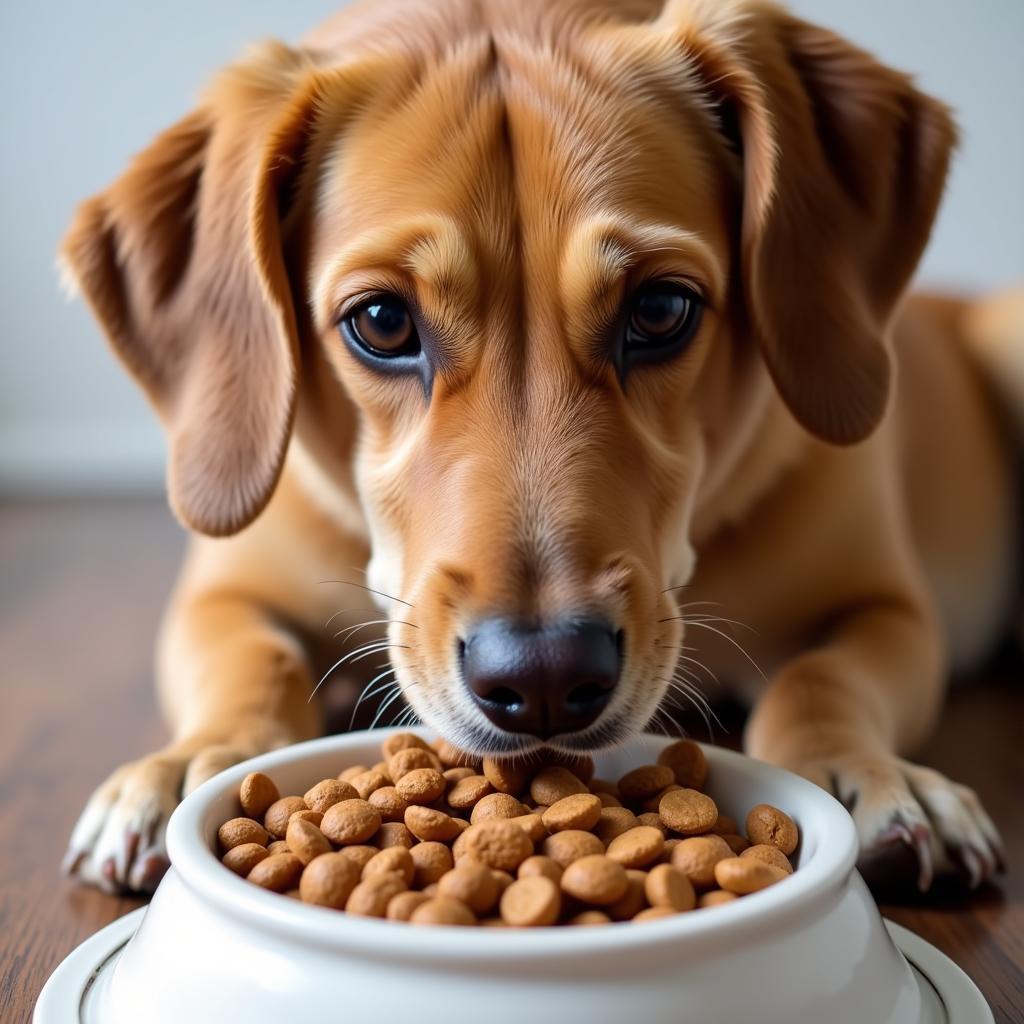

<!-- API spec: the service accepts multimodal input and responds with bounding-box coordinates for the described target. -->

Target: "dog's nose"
[460,617,621,738]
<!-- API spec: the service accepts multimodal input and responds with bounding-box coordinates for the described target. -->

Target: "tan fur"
[61,0,1012,892]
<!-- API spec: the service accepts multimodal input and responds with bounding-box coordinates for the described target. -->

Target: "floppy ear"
[667,3,956,443]
[61,43,325,535]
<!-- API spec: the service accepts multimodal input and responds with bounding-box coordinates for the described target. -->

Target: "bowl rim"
[165,728,858,962]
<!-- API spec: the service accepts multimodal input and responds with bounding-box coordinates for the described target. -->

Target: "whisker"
[347,667,398,726]
[684,620,767,681]
[317,578,415,608]
[334,618,418,642]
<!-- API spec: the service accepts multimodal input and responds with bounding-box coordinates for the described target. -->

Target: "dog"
[60,0,1017,895]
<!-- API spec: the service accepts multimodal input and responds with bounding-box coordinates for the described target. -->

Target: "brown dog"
[61,0,1016,893]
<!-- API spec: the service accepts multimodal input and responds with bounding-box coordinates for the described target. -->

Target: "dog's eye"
[625,282,702,355]
[342,295,420,357]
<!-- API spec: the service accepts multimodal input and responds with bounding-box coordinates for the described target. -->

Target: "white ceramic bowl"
[100,729,928,1024]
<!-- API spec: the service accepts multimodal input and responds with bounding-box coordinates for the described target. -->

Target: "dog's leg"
[63,590,321,893]
[744,600,1005,890]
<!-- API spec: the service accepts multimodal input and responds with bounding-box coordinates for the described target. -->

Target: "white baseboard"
[0,419,167,494]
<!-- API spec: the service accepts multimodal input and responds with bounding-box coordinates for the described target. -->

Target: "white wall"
[1,0,1021,493]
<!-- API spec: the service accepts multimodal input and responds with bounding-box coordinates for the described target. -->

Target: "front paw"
[796,753,1004,892]
[63,744,248,894]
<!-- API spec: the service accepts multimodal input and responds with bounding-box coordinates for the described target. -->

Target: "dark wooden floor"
[1,498,1021,1022]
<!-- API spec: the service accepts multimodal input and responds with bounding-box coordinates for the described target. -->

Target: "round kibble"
[388,748,440,781]
[363,846,415,886]
[659,789,718,835]
[350,770,389,800]
[530,766,588,805]
[569,910,612,926]
[501,876,561,927]
[396,767,446,805]
[222,842,269,876]
[671,835,733,889]
[542,793,602,833]
[597,792,623,808]
[741,844,794,874]
[299,852,360,908]
[714,856,788,894]
[346,871,407,917]
[337,845,379,871]
[288,809,324,828]
[482,757,531,795]
[338,764,368,782]
[606,869,649,921]
[267,840,291,856]
[518,855,563,884]
[618,764,675,801]
[239,772,280,819]
[633,906,677,922]
[321,799,381,845]
[460,820,533,872]
[657,740,708,790]
[405,805,461,842]
[247,852,303,892]
[218,817,269,851]
[410,897,476,926]
[368,786,409,822]
[432,738,477,769]
[643,785,682,814]
[509,813,546,843]
[542,830,604,868]
[409,841,454,886]
[606,826,665,868]
[378,821,415,849]
[437,860,500,914]
[382,732,431,760]
[264,796,308,839]
[645,863,695,911]
[745,804,799,855]
[594,806,638,844]
[286,817,332,865]
[698,889,739,909]
[386,890,430,921]
[635,812,669,836]
[447,774,493,809]
[470,792,527,824]
[304,778,358,814]
[561,855,629,906]
[711,814,738,836]
[721,834,751,854]
[443,766,476,784]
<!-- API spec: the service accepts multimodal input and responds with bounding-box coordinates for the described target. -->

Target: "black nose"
[460,617,621,739]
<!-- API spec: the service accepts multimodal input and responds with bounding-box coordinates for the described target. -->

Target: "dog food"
[216,736,799,927]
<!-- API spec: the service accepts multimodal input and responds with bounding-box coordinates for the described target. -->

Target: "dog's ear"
[61,43,329,535]
[665,3,956,443]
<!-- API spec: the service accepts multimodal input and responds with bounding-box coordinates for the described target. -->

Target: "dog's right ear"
[62,43,336,536]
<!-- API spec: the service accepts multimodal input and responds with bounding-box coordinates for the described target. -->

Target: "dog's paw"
[63,744,248,894]
[797,753,1004,891]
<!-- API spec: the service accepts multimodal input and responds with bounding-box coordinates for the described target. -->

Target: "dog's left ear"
[664,3,956,444]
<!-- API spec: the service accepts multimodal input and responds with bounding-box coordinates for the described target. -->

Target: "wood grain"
[1,497,1021,1022]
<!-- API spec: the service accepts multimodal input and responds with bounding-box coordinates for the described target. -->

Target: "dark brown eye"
[343,295,419,357]
[625,282,702,355]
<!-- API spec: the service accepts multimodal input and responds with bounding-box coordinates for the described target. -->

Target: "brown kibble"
[395,768,446,805]
[437,860,500,914]
[645,863,696,911]
[509,813,546,843]
[541,792,602,834]
[405,805,461,842]
[470,792,527,824]
[409,841,454,886]
[642,785,682,814]
[378,821,415,849]
[239,772,279,819]
[432,738,478,770]
[698,889,740,909]
[443,766,476,784]
[247,852,303,892]
[218,817,269,851]
[741,844,794,874]
[303,778,358,814]
[321,798,381,845]
[657,740,708,790]
[542,829,604,868]
[659,789,718,835]
[363,846,415,885]
[267,840,291,856]
[386,890,430,921]
[618,764,675,802]
[482,757,531,795]
[714,856,788,894]
[337,845,379,871]
[721,834,751,854]
[299,852,360,908]
[368,786,409,822]
[491,869,514,895]
[745,804,799,855]
[530,766,588,805]
[606,826,666,868]
[409,897,476,926]
[350,770,389,800]
[568,910,612,926]
[288,809,324,829]
[636,812,669,835]
[518,855,563,883]
[561,855,629,906]
[346,871,408,917]
[447,774,494,809]
[633,906,678,922]
[388,747,441,781]
[338,764,368,783]
[382,732,431,760]
[593,806,638,844]
[264,797,308,839]
[606,869,648,921]
[222,842,269,876]
[661,838,682,863]
[671,835,733,889]
[501,876,561,927]
[371,761,394,781]
[597,792,623,808]
[459,820,534,872]
[286,817,332,865]
[711,814,738,836]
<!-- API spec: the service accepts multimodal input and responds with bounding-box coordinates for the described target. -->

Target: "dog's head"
[62,0,953,755]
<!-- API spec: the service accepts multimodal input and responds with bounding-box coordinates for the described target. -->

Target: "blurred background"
[1,0,1022,495]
